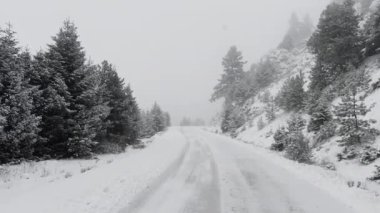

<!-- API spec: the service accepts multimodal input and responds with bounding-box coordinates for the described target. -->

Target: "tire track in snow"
[120,127,221,213]
[118,133,190,213]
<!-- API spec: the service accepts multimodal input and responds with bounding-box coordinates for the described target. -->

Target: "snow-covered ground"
[2,127,380,213]
[0,130,188,213]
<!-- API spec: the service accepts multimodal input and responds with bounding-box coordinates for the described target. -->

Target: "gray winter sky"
[0,0,330,124]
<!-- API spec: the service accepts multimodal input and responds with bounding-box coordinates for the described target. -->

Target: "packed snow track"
[120,127,356,213]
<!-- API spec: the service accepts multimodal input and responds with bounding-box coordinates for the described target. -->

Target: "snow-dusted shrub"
[337,146,358,161]
[285,132,312,163]
[368,165,380,183]
[286,114,306,132]
[271,127,289,151]
[314,121,337,143]
[307,100,332,133]
[360,146,380,165]
[271,115,306,152]
[334,70,380,146]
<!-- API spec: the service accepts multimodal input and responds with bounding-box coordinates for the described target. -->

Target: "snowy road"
[1,127,366,213]
[120,127,356,213]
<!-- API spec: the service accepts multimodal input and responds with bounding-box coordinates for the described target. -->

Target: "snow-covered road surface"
[120,127,356,213]
[1,127,373,213]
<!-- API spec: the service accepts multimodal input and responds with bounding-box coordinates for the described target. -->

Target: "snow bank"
[0,128,188,213]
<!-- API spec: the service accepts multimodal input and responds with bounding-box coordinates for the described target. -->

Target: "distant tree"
[0,25,40,163]
[254,59,277,89]
[139,110,155,138]
[194,118,206,126]
[265,94,278,122]
[308,0,362,92]
[211,46,246,104]
[278,13,314,50]
[163,112,171,127]
[180,117,192,126]
[151,103,165,133]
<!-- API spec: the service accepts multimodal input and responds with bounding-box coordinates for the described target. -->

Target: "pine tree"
[308,0,362,92]
[364,3,380,57]
[265,94,277,122]
[254,59,277,89]
[211,46,246,104]
[151,103,165,133]
[307,99,332,132]
[47,20,99,157]
[97,61,140,150]
[221,102,245,134]
[163,112,171,127]
[276,72,305,112]
[334,71,380,146]
[278,13,314,50]
[287,114,306,133]
[30,51,71,158]
[139,110,155,137]
[0,25,40,163]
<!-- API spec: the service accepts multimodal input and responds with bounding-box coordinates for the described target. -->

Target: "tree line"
[0,21,170,164]
[212,0,380,162]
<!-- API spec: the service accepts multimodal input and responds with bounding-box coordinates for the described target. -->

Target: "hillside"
[211,0,380,199]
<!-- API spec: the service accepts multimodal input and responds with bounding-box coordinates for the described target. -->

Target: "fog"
[0,0,330,124]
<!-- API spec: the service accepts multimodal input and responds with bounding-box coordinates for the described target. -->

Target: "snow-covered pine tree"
[307,99,332,132]
[47,20,99,157]
[139,110,156,137]
[276,71,305,112]
[0,25,40,163]
[151,103,165,133]
[278,13,314,51]
[220,102,245,134]
[364,3,380,57]
[211,46,246,104]
[97,61,140,150]
[122,85,141,146]
[308,0,362,92]
[254,59,277,89]
[334,71,380,146]
[30,51,71,158]
[287,114,306,133]
[163,112,171,127]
